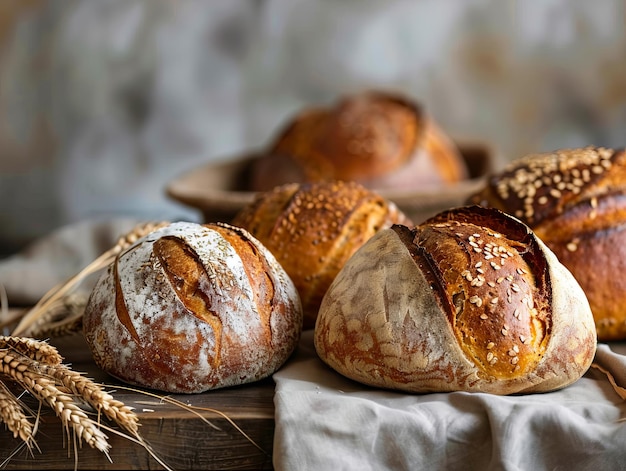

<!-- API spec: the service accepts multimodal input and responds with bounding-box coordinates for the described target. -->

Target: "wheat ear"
[11,221,169,337]
[45,364,140,436]
[22,293,87,339]
[0,348,110,454]
[0,335,63,365]
[0,381,35,446]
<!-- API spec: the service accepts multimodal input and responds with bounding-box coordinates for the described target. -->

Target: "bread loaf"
[232,180,412,330]
[314,206,596,395]
[249,90,467,191]
[468,146,626,341]
[83,221,302,393]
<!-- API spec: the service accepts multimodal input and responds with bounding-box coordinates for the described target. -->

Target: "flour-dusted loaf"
[249,90,467,192]
[468,146,626,341]
[83,221,302,393]
[232,180,412,330]
[314,206,596,395]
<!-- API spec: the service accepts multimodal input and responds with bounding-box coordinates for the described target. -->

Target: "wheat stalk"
[0,348,110,454]
[0,337,141,434]
[11,221,169,337]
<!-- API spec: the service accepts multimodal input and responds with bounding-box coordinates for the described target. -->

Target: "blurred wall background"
[1,0,625,256]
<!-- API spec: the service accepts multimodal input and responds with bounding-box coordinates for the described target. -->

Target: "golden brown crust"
[83,222,303,393]
[468,147,626,341]
[314,206,596,395]
[249,90,467,191]
[531,195,626,341]
[232,180,412,329]
[409,217,550,381]
[468,147,626,225]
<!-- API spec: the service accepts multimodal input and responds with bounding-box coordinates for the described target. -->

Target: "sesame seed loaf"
[468,146,626,341]
[249,90,468,192]
[232,180,412,330]
[83,221,302,393]
[314,206,596,395]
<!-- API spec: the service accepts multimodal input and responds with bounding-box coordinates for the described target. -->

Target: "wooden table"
[1,333,276,470]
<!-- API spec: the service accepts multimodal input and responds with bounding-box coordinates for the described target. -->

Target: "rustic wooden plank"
[0,332,277,470]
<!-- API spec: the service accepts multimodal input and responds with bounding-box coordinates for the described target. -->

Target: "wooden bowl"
[166,140,495,225]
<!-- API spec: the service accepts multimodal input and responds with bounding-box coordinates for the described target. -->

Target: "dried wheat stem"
[22,293,86,339]
[0,381,34,446]
[11,221,169,337]
[0,349,110,453]
[32,314,84,339]
[590,362,626,400]
[0,309,26,332]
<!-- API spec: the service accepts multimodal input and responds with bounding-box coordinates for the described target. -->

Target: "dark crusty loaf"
[232,180,412,329]
[83,221,302,393]
[468,146,626,341]
[314,206,596,395]
[249,90,467,191]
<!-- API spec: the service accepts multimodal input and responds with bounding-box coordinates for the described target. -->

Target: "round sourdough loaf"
[468,146,626,341]
[232,180,412,329]
[83,221,302,393]
[314,206,596,395]
[249,90,467,191]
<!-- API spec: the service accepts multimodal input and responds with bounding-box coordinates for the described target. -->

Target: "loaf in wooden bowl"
[232,180,412,330]
[468,146,626,341]
[249,90,468,192]
[83,221,302,393]
[314,206,596,395]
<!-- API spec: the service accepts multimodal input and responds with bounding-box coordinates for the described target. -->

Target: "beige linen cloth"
[2,219,626,471]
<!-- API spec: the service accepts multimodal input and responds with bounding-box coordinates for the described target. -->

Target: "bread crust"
[250,90,467,191]
[233,180,412,329]
[314,207,596,395]
[468,146,626,340]
[83,221,302,393]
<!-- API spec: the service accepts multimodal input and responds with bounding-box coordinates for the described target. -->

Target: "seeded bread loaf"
[468,146,626,341]
[83,221,302,393]
[232,180,412,329]
[249,90,468,191]
[314,206,596,395]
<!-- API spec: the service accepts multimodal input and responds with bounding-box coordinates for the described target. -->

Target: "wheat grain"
[0,381,34,446]
[45,363,140,436]
[0,349,110,453]
[0,336,63,366]
[0,339,140,445]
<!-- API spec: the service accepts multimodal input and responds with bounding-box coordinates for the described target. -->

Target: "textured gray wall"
[1,0,625,255]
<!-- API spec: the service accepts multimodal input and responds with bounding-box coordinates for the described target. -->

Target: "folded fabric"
[0,218,143,306]
[273,331,626,471]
